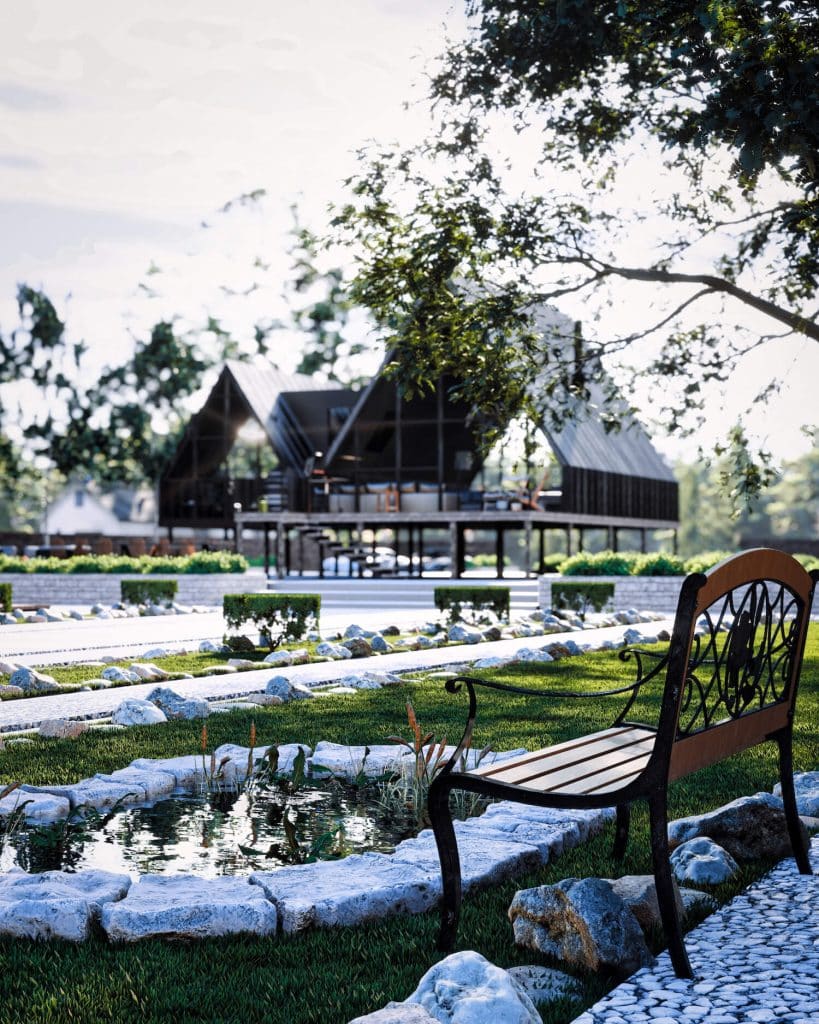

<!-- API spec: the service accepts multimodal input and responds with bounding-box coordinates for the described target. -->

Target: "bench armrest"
[437,647,669,775]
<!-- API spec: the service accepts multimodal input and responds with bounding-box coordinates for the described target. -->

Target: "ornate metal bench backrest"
[658,549,817,782]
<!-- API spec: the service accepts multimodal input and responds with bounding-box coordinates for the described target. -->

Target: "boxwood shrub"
[551,581,615,617]
[632,553,686,576]
[121,579,179,606]
[433,585,511,625]
[558,551,637,576]
[223,593,321,650]
[0,552,248,575]
[0,582,11,612]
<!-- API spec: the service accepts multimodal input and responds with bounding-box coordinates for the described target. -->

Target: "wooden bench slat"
[547,755,653,796]
[473,726,655,788]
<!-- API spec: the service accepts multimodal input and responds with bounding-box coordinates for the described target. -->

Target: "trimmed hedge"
[0,552,248,575]
[434,585,511,625]
[539,553,566,573]
[0,582,11,612]
[559,551,636,576]
[120,579,179,606]
[223,593,321,650]
[551,581,615,617]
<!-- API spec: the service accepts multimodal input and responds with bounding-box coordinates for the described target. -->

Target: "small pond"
[0,779,420,878]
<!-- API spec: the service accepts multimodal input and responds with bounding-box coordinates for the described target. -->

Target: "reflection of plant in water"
[17,795,136,872]
[0,782,31,862]
[238,812,348,866]
[378,702,491,828]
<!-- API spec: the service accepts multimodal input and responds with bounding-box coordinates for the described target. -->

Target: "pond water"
[0,779,419,878]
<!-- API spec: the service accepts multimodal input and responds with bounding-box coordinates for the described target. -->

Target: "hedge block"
[223,593,321,650]
[434,585,510,625]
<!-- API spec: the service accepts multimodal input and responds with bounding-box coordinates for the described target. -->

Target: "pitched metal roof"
[223,359,333,445]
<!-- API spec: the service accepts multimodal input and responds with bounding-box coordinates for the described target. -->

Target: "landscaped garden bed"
[0,628,816,1024]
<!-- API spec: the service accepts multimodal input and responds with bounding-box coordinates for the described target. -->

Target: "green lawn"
[1,629,817,1024]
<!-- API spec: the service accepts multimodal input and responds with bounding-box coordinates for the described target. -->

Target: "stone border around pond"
[0,736,616,942]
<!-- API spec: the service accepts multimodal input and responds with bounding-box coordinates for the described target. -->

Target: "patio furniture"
[428,548,817,978]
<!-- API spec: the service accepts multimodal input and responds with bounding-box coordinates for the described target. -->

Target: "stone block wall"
[538,575,685,615]
[0,571,267,607]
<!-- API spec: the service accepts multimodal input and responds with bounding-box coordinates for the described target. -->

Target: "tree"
[286,214,368,387]
[334,0,818,490]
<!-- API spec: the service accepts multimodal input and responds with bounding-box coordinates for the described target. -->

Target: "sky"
[0,0,815,469]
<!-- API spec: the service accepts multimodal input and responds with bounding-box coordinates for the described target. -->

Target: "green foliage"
[0,552,248,575]
[0,631,816,1024]
[683,551,734,575]
[120,579,178,606]
[539,553,566,573]
[333,0,819,502]
[632,553,687,577]
[551,581,614,617]
[433,585,510,625]
[559,551,636,576]
[0,582,11,612]
[223,593,321,650]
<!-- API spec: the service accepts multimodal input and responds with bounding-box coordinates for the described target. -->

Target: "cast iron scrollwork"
[677,580,800,736]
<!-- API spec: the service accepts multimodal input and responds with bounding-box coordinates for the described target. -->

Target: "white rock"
[265,676,314,701]
[309,742,408,779]
[1,788,71,824]
[129,663,169,680]
[112,699,168,727]
[129,755,207,788]
[94,767,178,800]
[0,870,131,942]
[405,951,542,1024]
[774,771,819,817]
[101,666,141,683]
[671,837,739,884]
[263,650,293,666]
[506,965,580,1003]
[392,825,543,890]
[251,853,440,933]
[33,778,150,812]
[101,874,277,941]
[348,1005,437,1024]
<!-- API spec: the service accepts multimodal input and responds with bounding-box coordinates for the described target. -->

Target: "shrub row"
[0,552,249,575]
[551,581,615,615]
[223,593,321,650]
[120,579,179,605]
[556,550,819,577]
[433,585,510,625]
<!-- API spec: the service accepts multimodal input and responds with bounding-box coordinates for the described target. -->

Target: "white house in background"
[42,479,157,537]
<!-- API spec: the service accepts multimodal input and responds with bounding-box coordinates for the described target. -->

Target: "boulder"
[0,870,131,942]
[101,874,277,941]
[343,636,374,658]
[0,659,21,674]
[670,837,739,884]
[265,676,315,702]
[1,788,71,824]
[146,687,209,720]
[129,755,206,788]
[101,666,141,684]
[38,719,90,740]
[8,667,61,694]
[482,626,503,642]
[315,641,353,660]
[505,965,581,1004]
[199,639,225,653]
[348,1006,436,1024]
[773,771,819,817]
[335,673,383,690]
[245,693,284,706]
[508,877,652,979]
[370,634,391,653]
[129,663,169,681]
[667,791,809,863]
[263,650,293,667]
[381,625,401,637]
[111,699,168,727]
[604,875,684,933]
[224,634,256,652]
[93,767,178,801]
[404,951,542,1024]
[447,624,483,644]
[514,648,554,664]
[0,684,24,698]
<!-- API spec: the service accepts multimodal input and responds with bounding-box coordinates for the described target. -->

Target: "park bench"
[428,548,818,978]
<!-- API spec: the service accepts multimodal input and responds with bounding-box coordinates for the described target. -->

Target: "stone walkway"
[574,838,819,1024]
[0,621,661,732]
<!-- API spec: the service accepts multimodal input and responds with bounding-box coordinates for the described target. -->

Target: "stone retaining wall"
[0,571,267,607]
[538,575,685,615]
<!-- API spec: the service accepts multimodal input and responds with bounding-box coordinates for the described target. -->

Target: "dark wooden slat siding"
[561,467,678,521]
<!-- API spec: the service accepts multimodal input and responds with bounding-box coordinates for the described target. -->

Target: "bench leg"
[613,802,630,860]
[777,730,812,875]
[649,793,693,979]
[429,777,462,952]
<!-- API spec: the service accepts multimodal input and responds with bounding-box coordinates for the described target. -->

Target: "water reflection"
[2,781,417,878]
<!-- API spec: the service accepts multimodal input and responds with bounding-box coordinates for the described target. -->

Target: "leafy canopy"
[334,0,819,489]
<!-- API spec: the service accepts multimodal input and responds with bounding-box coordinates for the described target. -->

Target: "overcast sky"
[1,1,815,466]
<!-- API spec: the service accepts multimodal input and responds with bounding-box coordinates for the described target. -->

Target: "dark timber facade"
[159,332,679,577]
